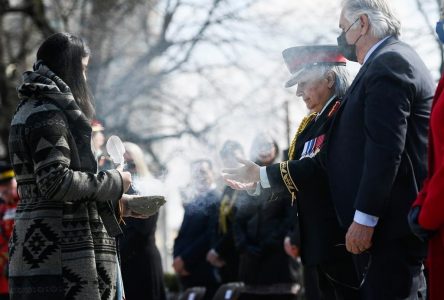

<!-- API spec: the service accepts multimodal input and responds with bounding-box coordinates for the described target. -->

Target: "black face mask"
[337,32,358,62]
[337,18,361,62]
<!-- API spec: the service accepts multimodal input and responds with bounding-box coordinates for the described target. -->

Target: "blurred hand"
[117,170,132,192]
[222,158,260,187]
[345,221,374,254]
[224,179,257,191]
[173,256,190,276]
[284,236,300,258]
[206,249,226,268]
[119,194,149,219]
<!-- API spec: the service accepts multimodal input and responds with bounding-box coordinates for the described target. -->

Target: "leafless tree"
[0,0,291,172]
[413,0,443,73]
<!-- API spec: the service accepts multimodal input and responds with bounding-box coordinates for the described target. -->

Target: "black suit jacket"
[173,189,220,285]
[289,98,349,266]
[268,37,434,243]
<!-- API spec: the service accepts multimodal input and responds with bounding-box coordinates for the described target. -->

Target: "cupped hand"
[222,158,260,184]
[119,194,150,219]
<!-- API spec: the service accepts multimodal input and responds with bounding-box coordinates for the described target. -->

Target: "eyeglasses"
[320,243,372,290]
[343,17,360,34]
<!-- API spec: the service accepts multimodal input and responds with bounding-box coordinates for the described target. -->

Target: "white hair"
[341,0,401,38]
[303,64,351,99]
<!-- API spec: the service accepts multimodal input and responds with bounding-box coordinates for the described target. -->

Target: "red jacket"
[413,76,444,300]
[0,200,17,294]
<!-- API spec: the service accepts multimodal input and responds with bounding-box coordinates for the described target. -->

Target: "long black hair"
[37,32,94,119]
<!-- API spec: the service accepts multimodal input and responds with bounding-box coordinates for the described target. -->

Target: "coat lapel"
[342,36,399,104]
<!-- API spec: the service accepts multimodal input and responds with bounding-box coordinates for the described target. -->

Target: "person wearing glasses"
[206,140,248,283]
[173,160,220,300]
[223,1,434,298]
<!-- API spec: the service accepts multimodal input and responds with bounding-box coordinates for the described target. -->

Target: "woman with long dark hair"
[7,33,136,300]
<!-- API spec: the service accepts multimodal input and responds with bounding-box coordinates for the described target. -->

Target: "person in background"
[7,32,141,300]
[207,140,248,283]
[223,0,434,298]
[234,134,296,299]
[409,2,444,299]
[119,142,166,300]
[279,45,358,300]
[91,119,113,171]
[0,161,19,300]
[173,159,220,300]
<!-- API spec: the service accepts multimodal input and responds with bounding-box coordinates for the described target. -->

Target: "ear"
[359,14,370,35]
[326,71,336,89]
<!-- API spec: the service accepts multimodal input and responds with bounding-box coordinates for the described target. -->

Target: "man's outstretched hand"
[222,158,260,190]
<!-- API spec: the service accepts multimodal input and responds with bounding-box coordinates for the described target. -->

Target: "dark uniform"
[211,186,248,283]
[267,45,359,300]
[288,99,358,299]
[174,189,221,300]
[234,186,295,287]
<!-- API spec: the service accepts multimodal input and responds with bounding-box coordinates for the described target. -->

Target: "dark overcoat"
[289,98,349,266]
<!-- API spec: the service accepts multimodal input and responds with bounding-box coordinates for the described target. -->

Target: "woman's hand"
[119,194,149,218]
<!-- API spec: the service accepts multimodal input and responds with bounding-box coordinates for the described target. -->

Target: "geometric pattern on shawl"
[97,263,112,300]
[23,219,58,269]
[63,266,88,299]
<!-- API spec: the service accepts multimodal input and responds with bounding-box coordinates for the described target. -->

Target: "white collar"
[316,94,337,119]
[363,36,391,64]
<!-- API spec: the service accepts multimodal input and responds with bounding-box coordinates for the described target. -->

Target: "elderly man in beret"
[229,45,359,299]
[280,45,359,300]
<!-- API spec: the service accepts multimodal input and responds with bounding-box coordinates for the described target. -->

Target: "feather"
[106,135,126,166]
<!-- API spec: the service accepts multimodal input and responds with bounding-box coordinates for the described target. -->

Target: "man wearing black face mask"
[329,0,434,299]
[223,0,435,299]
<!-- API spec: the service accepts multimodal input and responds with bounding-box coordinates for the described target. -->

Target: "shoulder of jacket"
[326,99,341,119]
[11,99,63,127]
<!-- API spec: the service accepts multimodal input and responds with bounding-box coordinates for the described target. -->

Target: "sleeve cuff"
[247,182,262,196]
[354,210,379,227]
[260,166,271,188]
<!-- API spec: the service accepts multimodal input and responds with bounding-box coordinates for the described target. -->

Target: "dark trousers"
[353,236,427,300]
[239,294,296,300]
[304,259,359,300]
[179,275,219,300]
